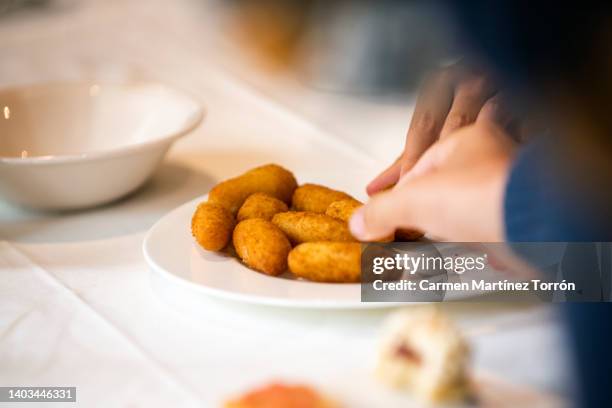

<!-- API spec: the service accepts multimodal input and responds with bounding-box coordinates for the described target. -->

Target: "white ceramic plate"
[143,195,400,309]
[143,197,507,309]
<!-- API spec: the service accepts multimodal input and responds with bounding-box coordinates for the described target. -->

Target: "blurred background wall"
[0,0,460,162]
[0,0,458,96]
[219,0,459,95]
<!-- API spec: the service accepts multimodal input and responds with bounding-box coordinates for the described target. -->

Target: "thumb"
[351,135,467,241]
[349,183,426,241]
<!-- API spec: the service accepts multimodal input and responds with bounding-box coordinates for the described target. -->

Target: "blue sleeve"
[503,137,612,242]
[503,137,612,408]
[503,137,612,299]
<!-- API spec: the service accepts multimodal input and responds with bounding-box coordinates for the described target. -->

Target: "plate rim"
[143,196,402,310]
[0,80,205,166]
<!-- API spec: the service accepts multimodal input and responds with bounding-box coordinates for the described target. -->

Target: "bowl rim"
[0,80,205,166]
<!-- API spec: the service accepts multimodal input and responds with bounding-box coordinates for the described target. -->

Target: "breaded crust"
[191,201,235,251]
[209,164,298,214]
[326,199,394,243]
[291,183,353,213]
[232,219,291,276]
[237,193,289,222]
[324,198,362,221]
[271,211,355,244]
[288,242,361,283]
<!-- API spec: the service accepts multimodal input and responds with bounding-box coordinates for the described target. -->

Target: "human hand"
[351,120,517,242]
[367,62,518,196]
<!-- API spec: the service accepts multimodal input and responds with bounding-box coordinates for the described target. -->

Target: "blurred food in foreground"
[376,307,472,403]
[225,382,339,408]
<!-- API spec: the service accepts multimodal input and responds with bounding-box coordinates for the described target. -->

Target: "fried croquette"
[324,198,362,221]
[224,383,339,408]
[209,164,297,214]
[291,183,353,213]
[237,193,289,222]
[232,219,291,276]
[326,199,394,243]
[191,202,235,251]
[271,211,355,244]
[395,228,424,241]
[288,242,361,283]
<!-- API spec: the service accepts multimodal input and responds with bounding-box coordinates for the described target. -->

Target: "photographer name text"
[371,279,576,292]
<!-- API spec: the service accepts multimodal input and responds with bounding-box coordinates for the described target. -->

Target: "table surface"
[0,1,571,407]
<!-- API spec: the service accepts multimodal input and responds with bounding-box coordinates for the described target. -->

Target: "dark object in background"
[446,1,612,148]
[296,1,458,94]
[564,304,612,408]
[222,0,459,95]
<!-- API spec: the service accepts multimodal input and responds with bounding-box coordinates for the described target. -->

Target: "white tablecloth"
[0,1,571,407]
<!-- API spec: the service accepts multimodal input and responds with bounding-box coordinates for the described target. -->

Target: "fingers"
[399,134,459,183]
[478,92,524,135]
[354,122,515,242]
[349,190,407,241]
[366,156,402,196]
[352,164,507,242]
[478,93,507,124]
[439,76,496,139]
[369,65,503,201]
[350,178,433,241]
[399,69,455,176]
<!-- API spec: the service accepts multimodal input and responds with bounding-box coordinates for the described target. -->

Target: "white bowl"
[0,82,204,210]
